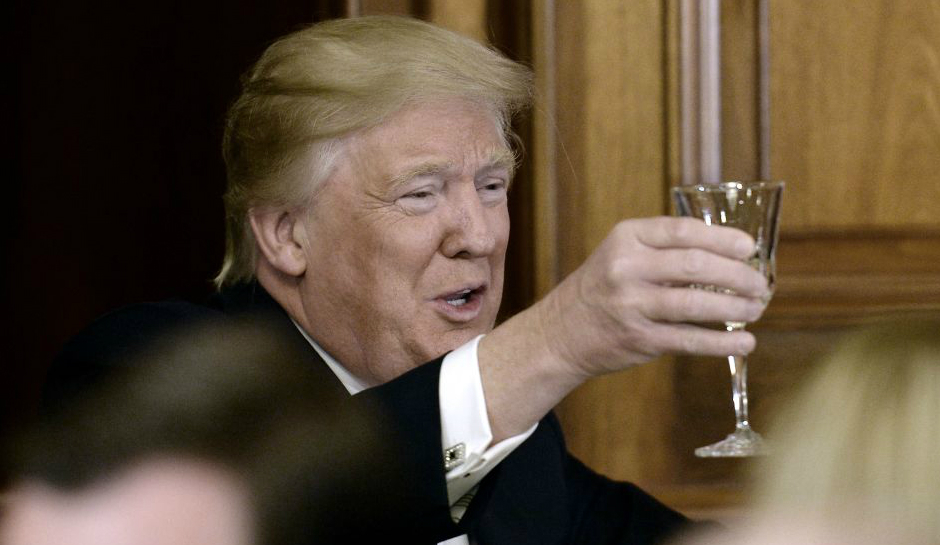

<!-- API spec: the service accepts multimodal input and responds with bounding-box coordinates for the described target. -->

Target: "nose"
[440,184,498,259]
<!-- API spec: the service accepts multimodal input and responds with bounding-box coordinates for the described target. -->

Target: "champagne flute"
[671,181,784,457]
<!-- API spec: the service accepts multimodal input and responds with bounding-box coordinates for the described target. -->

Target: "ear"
[249,207,308,277]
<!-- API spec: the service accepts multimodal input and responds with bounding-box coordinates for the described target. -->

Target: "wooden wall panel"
[548,0,680,486]
[532,0,940,517]
[428,0,487,42]
[770,0,940,231]
[530,0,559,298]
[552,0,669,274]
[773,231,940,327]
[663,0,940,515]
[720,0,760,181]
[581,1,669,246]
[357,0,420,16]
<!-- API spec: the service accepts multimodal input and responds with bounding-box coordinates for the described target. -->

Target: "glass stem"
[726,323,751,432]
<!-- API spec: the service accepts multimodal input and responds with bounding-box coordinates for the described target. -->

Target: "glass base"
[695,427,769,458]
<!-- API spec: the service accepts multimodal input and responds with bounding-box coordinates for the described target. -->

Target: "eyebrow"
[387,148,518,190]
[485,148,518,178]
[387,162,453,190]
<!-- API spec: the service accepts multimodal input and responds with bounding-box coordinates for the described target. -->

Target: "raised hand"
[538,216,769,378]
[479,216,770,442]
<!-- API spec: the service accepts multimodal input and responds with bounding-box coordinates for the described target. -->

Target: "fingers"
[540,216,770,378]
[642,321,757,357]
[631,216,756,260]
[639,285,766,325]
[634,248,770,298]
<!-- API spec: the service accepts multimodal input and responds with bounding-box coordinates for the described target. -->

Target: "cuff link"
[443,443,466,471]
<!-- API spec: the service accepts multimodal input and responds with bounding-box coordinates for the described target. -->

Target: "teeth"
[446,289,473,307]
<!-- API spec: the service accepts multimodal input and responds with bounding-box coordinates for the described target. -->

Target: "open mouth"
[443,286,485,308]
[445,288,474,307]
[435,284,488,322]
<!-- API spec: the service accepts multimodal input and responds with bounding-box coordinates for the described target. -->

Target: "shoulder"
[58,299,223,363]
[41,299,225,413]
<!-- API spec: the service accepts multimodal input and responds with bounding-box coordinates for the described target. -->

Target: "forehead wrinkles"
[381,144,514,195]
[346,115,512,192]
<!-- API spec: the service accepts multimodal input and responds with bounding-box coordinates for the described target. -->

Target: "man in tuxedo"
[45,15,769,545]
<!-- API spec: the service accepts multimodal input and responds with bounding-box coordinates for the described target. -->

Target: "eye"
[403,190,434,200]
[397,186,440,214]
[477,178,508,203]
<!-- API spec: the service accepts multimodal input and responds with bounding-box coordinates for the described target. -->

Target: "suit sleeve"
[460,411,702,545]
[354,358,465,543]
[546,416,704,545]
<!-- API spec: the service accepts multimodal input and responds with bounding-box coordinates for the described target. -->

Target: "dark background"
[4,0,535,447]
[3,0,347,442]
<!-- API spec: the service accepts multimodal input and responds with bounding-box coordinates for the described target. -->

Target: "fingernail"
[749,300,766,321]
[736,238,756,256]
[756,279,771,299]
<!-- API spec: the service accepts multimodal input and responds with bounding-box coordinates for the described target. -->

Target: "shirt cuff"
[439,334,538,505]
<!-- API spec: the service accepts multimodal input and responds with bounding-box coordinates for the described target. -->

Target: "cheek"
[492,206,511,260]
[376,223,441,270]
[364,228,441,311]
[321,211,432,286]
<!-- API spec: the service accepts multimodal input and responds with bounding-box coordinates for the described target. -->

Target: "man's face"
[294,98,511,385]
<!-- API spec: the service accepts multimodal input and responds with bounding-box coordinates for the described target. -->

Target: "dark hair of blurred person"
[2,319,413,545]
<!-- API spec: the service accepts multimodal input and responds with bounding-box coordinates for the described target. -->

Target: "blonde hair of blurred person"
[217,15,532,287]
[755,317,940,540]
[679,318,940,545]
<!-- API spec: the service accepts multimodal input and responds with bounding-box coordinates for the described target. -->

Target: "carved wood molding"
[760,230,940,328]
[531,0,560,297]
[679,0,722,185]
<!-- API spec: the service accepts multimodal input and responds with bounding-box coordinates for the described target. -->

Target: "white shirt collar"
[290,318,371,395]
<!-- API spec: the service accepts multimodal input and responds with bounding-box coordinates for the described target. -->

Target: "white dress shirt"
[292,324,537,545]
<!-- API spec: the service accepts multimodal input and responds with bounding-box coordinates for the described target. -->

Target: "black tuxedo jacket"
[44,283,696,545]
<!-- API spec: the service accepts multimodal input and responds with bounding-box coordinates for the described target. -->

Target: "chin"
[372,329,485,385]
[437,326,490,353]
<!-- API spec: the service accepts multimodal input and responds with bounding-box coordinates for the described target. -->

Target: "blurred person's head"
[217,15,533,387]
[1,457,253,545]
[753,317,940,539]
[677,510,935,545]
[674,317,940,545]
[2,320,406,545]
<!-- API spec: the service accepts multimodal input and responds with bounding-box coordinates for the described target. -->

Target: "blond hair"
[754,317,940,540]
[216,16,534,288]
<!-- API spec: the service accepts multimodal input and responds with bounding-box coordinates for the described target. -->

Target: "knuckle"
[613,219,635,240]
[681,248,707,275]
[603,256,632,289]
[626,326,659,357]
[668,216,697,242]
[666,217,688,241]
[679,330,700,354]
[614,314,656,354]
[679,289,703,318]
